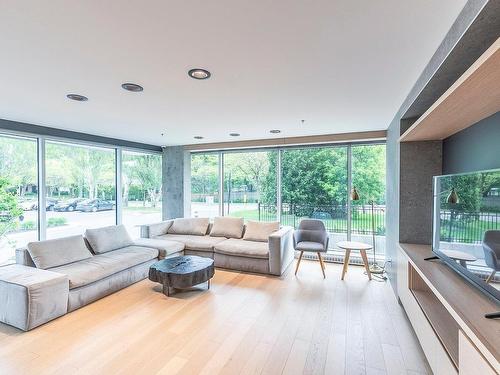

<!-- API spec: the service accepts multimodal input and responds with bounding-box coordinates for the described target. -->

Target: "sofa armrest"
[16,247,36,267]
[140,220,174,238]
[0,264,69,331]
[268,226,294,276]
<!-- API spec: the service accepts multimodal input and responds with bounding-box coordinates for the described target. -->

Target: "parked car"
[32,198,59,211]
[53,198,86,212]
[20,200,37,211]
[76,199,115,212]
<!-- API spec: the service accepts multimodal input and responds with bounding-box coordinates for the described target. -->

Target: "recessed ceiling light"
[67,94,88,102]
[188,68,211,80]
[121,83,143,92]
[229,133,240,137]
[194,136,204,140]
[269,129,281,134]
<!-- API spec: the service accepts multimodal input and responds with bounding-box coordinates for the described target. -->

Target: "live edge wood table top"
[149,255,215,296]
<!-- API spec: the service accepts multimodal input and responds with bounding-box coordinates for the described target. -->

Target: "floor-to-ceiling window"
[0,135,38,265]
[189,142,386,255]
[45,141,116,239]
[122,150,162,237]
[223,151,278,221]
[351,144,386,256]
[191,153,220,218]
[281,146,349,244]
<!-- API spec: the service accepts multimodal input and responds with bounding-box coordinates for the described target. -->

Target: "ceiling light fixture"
[121,83,143,92]
[229,133,240,137]
[269,129,281,134]
[194,136,204,140]
[67,94,88,102]
[188,68,211,80]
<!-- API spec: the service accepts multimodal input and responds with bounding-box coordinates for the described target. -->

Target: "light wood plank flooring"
[0,260,431,375]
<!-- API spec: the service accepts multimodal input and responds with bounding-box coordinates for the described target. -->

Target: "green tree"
[0,177,22,239]
[130,154,162,207]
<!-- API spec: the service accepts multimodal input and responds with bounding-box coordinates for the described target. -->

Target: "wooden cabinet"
[397,244,499,374]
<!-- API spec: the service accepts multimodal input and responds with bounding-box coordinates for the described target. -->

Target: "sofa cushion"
[156,234,225,252]
[210,217,244,239]
[49,245,158,289]
[27,235,93,270]
[85,225,134,254]
[243,221,280,242]
[167,218,209,236]
[214,238,269,259]
[133,238,185,258]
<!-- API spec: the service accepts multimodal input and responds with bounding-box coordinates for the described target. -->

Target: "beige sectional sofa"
[141,217,294,276]
[0,217,293,331]
[2,225,160,331]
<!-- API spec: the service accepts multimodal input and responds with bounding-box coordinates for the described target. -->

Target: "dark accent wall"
[0,118,162,152]
[443,111,500,174]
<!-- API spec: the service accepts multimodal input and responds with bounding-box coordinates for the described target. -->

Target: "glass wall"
[122,151,162,237]
[223,151,278,221]
[189,143,386,255]
[351,144,386,256]
[45,141,116,239]
[191,154,220,218]
[281,147,348,243]
[0,132,162,265]
[0,135,38,265]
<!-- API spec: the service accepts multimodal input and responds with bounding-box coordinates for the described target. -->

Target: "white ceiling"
[0,1,467,146]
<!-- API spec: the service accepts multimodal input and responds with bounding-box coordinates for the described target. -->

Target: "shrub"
[47,217,67,228]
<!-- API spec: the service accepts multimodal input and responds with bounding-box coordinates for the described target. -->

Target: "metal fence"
[258,203,386,235]
[440,210,500,244]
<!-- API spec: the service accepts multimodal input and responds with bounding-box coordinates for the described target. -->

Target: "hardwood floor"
[0,260,431,375]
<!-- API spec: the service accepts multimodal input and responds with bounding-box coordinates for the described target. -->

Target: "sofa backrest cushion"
[27,235,93,269]
[167,218,209,236]
[210,217,244,239]
[243,221,280,242]
[85,225,134,254]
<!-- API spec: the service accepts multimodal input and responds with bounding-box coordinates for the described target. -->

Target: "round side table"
[336,241,373,280]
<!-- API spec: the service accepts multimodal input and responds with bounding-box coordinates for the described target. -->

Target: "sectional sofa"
[140,217,294,276]
[0,217,293,331]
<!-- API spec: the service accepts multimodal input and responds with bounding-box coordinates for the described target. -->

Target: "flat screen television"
[433,169,500,313]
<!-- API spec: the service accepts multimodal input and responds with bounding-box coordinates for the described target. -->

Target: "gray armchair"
[293,219,329,278]
[483,230,500,283]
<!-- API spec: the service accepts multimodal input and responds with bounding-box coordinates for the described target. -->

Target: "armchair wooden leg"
[317,252,326,278]
[486,270,496,284]
[295,251,304,275]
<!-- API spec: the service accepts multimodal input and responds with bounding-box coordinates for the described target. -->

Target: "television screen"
[433,169,500,304]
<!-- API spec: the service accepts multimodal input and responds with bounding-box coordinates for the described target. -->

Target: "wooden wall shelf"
[399,37,500,142]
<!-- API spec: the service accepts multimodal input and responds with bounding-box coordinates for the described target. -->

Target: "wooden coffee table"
[336,241,373,280]
[149,255,215,296]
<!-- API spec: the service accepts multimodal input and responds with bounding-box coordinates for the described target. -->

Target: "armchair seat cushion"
[214,238,269,259]
[295,241,326,252]
[49,246,158,289]
[155,234,225,252]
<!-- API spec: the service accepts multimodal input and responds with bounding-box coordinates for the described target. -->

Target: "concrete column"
[162,146,191,219]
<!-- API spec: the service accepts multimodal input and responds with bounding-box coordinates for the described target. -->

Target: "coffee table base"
[162,279,211,296]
